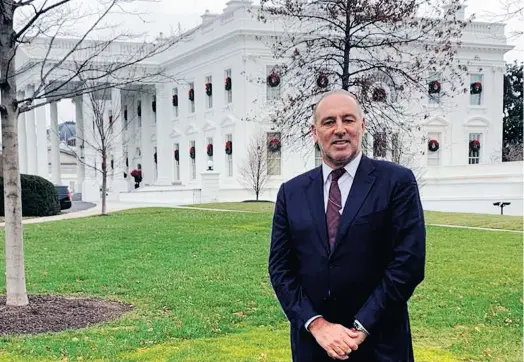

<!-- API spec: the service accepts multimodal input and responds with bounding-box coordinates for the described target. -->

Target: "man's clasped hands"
[309,317,368,360]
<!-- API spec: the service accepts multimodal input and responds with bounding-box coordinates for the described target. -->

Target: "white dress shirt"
[304,151,369,335]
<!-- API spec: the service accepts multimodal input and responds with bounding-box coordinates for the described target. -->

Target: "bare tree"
[247,0,470,150]
[0,0,182,307]
[388,131,427,188]
[503,142,523,161]
[238,131,271,201]
[493,0,523,37]
[501,0,524,20]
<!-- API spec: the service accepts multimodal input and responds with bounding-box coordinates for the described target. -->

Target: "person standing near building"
[268,90,426,361]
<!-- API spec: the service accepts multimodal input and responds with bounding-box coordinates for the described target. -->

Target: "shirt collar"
[322,151,363,184]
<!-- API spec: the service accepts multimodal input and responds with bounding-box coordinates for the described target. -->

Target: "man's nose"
[334,120,346,134]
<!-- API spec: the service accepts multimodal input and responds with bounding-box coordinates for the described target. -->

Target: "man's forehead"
[316,96,360,115]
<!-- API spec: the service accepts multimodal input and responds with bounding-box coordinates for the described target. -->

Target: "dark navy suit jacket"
[268,155,426,362]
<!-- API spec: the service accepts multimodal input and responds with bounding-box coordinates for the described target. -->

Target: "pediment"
[170,128,182,138]
[203,120,217,132]
[421,116,449,127]
[465,117,490,127]
[185,123,199,135]
[220,116,236,128]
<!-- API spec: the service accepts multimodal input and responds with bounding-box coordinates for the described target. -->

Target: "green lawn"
[0,207,521,361]
[189,202,523,231]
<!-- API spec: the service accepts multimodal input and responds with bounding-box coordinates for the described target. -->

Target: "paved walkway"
[427,223,523,233]
[0,202,520,234]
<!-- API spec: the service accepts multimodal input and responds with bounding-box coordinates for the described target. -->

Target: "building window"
[427,132,441,166]
[152,96,157,123]
[226,133,233,177]
[373,131,387,159]
[190,140,196,180]
[123,105,128,130]
[391,132,401,163]
[205,75,213,109]
[428,72,441,105]
[137,100,142,128]
[172,87,179,118]
[468,133,481,164]
[469,74,483,106]
[266,65,281,101]
[314,145,322,167]
[174,143,180,181]
[267,132,281,175]
[362,132,370,156]
[225,69,232,104]
[206,136,213,165]
[189,82,195,113]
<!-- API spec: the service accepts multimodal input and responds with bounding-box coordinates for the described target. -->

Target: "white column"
[81,92,100,201]
[18,91,28,174]
[73,97,85,194]
[155,83,173,185]
[140,91,154,186]
[35,102,49,179]
[49,101,61,184]
[25,85,38,175]
[110,87,127,193]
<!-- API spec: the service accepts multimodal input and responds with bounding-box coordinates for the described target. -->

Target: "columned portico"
[49,101,61,184]
[155,83,173,185]
[25,85,38,175]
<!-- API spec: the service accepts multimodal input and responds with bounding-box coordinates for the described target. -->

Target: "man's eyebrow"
[320,113,357,121]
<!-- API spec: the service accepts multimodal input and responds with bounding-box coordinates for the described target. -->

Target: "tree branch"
[15,0,71,40]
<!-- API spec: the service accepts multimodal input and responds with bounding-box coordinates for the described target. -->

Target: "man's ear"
[311,124,318,142]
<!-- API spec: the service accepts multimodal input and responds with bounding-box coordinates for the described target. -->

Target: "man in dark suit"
[268,90,426,361]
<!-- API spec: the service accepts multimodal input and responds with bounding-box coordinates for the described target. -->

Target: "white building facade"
[13,0,523,215]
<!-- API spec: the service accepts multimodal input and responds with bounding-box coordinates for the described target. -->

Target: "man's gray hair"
[311,89,364,125]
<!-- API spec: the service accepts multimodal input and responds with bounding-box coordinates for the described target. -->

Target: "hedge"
[0,174,60,217]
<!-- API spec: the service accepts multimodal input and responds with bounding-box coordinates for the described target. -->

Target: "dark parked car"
[54,185,72,210]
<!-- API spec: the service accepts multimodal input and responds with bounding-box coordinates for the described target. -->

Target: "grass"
[0,206,521,361]
[189,202,523,231]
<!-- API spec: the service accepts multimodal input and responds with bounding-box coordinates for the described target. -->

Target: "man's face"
[312,93,365,169]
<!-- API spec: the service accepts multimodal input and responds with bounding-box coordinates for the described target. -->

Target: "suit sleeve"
[354,169,426,335]
[268,183,319,331]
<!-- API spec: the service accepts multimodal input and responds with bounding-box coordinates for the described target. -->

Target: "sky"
[52,0,523,124]
[126,0,523,61]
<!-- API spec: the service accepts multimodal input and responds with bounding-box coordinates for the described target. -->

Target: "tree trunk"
[0,0,29,306]
[101,153,107,215]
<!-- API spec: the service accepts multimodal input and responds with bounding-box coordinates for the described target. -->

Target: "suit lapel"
[306,166,329,254]
[333,156,376,253]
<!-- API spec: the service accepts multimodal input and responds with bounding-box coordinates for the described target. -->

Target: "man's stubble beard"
[321,142,360,169]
